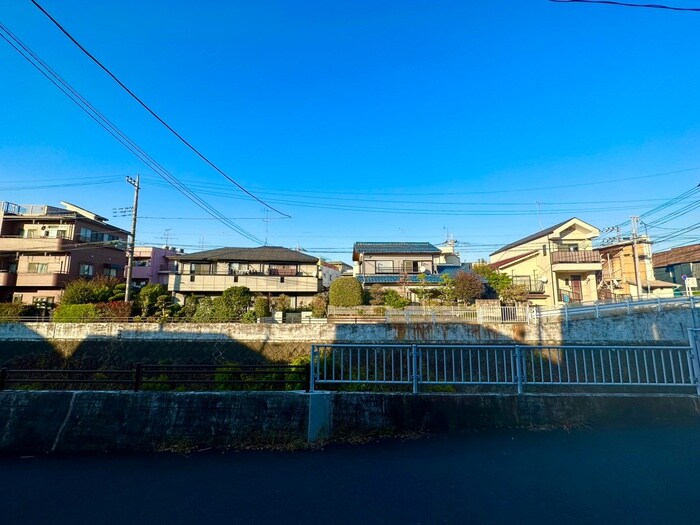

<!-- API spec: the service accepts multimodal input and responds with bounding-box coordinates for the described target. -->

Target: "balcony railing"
[15,272,70,287]
[0,271,17,287]
[551,250,600,264]
[511,276,545,294]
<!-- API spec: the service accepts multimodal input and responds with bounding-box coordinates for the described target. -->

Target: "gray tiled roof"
[170,246,319,264]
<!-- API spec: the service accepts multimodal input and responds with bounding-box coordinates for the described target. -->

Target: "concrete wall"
[2,390,699,454]
[1,306,696,345]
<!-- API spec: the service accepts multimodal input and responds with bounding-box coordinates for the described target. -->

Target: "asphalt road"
[3,424,700,525]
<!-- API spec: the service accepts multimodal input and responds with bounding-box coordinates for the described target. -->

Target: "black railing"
[0,363,310,392]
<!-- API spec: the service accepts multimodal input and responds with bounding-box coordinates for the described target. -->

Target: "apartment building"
[131,246,182,288]
[0,201,128,304]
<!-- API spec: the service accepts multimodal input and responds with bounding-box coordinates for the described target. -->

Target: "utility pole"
[124,174,140,303]
[631,215,643,301]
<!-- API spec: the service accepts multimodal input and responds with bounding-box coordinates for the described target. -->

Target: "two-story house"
[352,241,468,298]
[489,218,602,307]
[0,201,128,304]
[598,238,677,300]
[167,246,325,308]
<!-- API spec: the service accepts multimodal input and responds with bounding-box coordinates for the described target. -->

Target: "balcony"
[0,235,69,252]
[169,273,322,294]
[15,272,70,287]
[0,271,17,287]
[551,250,602,272]
[511,276,545,294]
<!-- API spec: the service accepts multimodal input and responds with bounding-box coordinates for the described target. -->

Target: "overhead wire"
[549,0,700,11]
[0,22,264,244]
[30,0,290,219]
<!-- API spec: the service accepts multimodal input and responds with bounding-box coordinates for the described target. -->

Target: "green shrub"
[53,303,100,322]
[241,311,257,323]
[61,276,120,305]
[254,296,271,318]
[0,303,34,322]
[329,277,364,307]
[384,289,410,309]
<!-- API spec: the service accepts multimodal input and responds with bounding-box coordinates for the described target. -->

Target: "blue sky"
[1,1,700,263]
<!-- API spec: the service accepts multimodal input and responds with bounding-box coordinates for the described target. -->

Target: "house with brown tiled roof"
[653,243,700,286]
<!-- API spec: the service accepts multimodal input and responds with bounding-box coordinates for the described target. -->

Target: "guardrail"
[0,363,310,392]
[310,343,698,394]
[531,295,698,323]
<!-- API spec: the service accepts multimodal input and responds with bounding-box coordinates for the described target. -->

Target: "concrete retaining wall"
[2,390,699,454]
[1,307,695,344]
[1,307,695,365]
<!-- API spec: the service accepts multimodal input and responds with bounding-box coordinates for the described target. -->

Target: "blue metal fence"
[310,343,699,394]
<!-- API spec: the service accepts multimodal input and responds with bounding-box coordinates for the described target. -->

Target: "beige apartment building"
[490,218,602,307]
[0,201,128,304]
[167,246,329,307]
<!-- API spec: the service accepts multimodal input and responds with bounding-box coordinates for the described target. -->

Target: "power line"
[0,22,264,244]
[549,0,700,11]
[30,0,291,219]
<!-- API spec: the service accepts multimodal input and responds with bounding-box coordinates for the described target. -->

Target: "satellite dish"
[419,265,431,275]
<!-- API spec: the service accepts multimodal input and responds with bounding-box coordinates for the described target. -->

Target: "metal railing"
[310,343,698,394]
[327,305,529,324]
[0,363,310,392]
[532,295,698,323]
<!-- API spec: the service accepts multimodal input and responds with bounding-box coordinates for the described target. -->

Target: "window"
[402,260,420,273]
[103,265,121,278]
[190,263,211,275]
[56,230,67,238]
[558,244,579,252]
[375,261,394,274]
[79,264,94,277]
[79,228,92,242]
[27,263,49,273]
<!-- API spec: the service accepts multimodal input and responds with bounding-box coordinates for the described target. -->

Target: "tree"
[310,293,328,317]
[273,294,291,313]
[383,289,411,309]
[500,284,528,305]
[453,271,486,305]
[369,284,385,306]
[213,286,252,320]
[472,264,512,297]
[61,276,120,305]
[138,283,168,317]
[329,277,364,307]
[254,296,271,318]
[440,274,456,305]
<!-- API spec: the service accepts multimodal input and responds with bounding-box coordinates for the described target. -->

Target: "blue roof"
[353,242,441,260]
[357,274,446,285]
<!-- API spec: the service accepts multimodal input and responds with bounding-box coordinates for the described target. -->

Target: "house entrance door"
[570,275,582,302]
